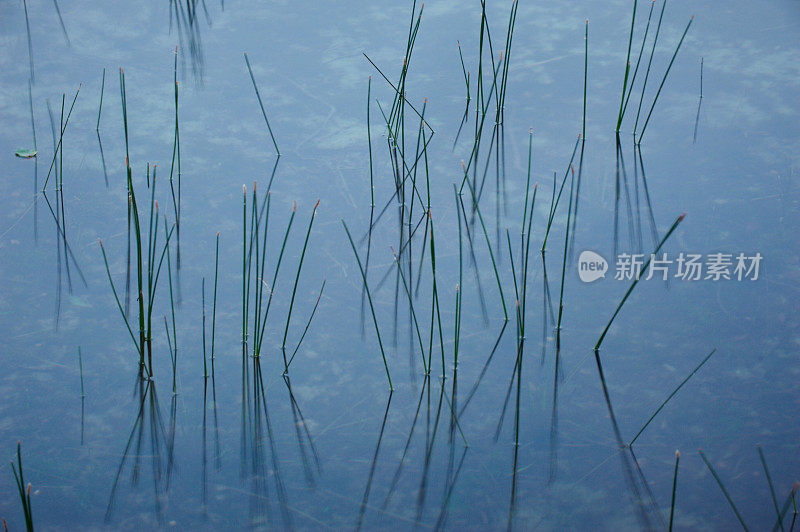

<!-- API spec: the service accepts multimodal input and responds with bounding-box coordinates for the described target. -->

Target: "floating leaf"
[15,148,37,158]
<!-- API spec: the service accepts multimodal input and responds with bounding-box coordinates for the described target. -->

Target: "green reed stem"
[457,40,470,102]
[99,239,141,357]
[96,68,105,131]
[506,230,521,340]
[521,183,537,341]
[428,211,446,375]
[169,48,182,271]
[244,52,280,155]
[286,279,326,369]
[583,20,588,140]
[202,277,207,379]
[342,220,392,390]
[634,0,667,135]
[699,449,749,531]
[78,346,84,397]
[669,450,680,531]
[464,176,507,321]
[211,232,219,366]
[392,247,427,375]
[454,185,463,368]
[164,315,175,387]
[637,15,693,143]
[367,76,374,206]
[616,0,638,132]
[164,216,177,393]
[256,203,296,356]
[621,1,654,121]
[758,445,784,532]
[41,84,80,191]
[11,441,33,532]
[556,164,576,349]
[241,185,247,352]
[630,347,716,445]
[282,200,319,370]
[542,136,580,252]
[594,213,685,351]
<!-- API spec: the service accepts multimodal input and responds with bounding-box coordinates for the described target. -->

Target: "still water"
[0,0,798,529]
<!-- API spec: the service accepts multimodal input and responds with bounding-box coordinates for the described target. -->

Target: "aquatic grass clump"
[240,186,324,368]
[11,441,34,532]
[99,69,175,378]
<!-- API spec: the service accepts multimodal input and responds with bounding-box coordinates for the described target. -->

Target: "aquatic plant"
[10,442,33,532]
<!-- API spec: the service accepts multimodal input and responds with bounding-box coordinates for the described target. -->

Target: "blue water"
[0,0,798,529]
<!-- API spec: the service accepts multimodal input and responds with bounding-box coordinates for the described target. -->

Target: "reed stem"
[342,220,392,390]
[594,213,685,351]
[96,68,105,131]
[699,449,749,531]
[638,15,694,143]
[630,347,716,445]
[244,52,280,155]
[282,201,320,371]
[211,232,219,367]
[669,450,679,531]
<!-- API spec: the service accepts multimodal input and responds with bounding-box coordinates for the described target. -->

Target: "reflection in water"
[200,377,222,518]
[634,144,660,250]
[283,375,321,487]
[592,350,661,529]
[26,81,39,243]
[614,135,663,257]
[355,390,392,531]
[106,379,175,525]
[52,0,70,46]
[42,190,87,328]
[240,359,293,529]
[2,0,797,529]
[169,0,211,83]
[96,69,109,187]
[693,57,704,143]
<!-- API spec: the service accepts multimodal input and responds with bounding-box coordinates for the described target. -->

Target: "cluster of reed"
[240,184,323,373]
[99,69,176,380]
[615,0,693,142]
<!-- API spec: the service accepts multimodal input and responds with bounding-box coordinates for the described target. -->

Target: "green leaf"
[15,148,37,158]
